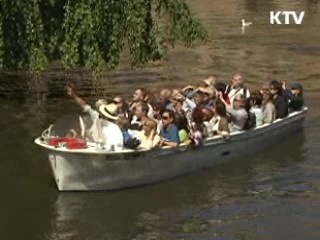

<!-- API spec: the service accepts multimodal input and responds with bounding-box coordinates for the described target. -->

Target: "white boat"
[35,107,308,191]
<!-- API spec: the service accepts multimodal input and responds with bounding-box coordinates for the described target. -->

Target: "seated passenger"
[202,107,215,138]
[270,80,288,119]
[159,110,180,148]
[283,82,304,112]
[243,97,256,130]
[218,92,248,132]
[159,88,173,110]
[66,84,123,151]
[215,82,231,105]
[189,107,204,146]
[117,116,131,146]
[171,93,190,143]
[262,90,276,124]
[212,101,229,137]
[113,96,129,118]
[195,87,215,108]
[151,101,166,133]
[260,82,270,95]
[137,119,160,150]
[201,76,216,89]
[249,92,263,126]
[129,88,154,119]
[182,85,196,99]
[129,101,150,131]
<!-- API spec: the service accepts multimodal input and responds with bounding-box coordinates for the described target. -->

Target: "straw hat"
[182,85,196,92]
[197,86,214,96]
[95,99,119,120]
[203,76,216,87]
[172,91,185,101]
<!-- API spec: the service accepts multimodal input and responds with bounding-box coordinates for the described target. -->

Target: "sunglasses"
[162,115,169,120]
[113,100,121,104]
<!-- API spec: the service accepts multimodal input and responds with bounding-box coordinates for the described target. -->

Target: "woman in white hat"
[66,84,123,151]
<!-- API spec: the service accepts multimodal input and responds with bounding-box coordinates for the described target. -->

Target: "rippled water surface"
[0,0,320,239]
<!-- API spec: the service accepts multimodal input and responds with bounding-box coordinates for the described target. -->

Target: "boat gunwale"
[34,107,308,157]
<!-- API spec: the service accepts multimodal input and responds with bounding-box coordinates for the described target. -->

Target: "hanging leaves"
[0,0,208,72]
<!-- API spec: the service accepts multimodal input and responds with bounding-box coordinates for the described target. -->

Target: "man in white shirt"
[66,84,123,151]
[225,73,250,104]
[129,88,154,119]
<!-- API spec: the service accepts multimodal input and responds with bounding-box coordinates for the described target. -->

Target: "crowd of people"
[66,73,304,151]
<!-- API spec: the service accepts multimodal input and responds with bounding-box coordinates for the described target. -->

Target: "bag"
[125,137,141,149]
[244,112,256,130]
[48,137,87,149]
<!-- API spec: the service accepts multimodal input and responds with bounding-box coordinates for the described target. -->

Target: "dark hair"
[250,92,262,107]
[215,101,227,117]
[270,80,283,94]
[215,82,227,92]
[162,109,176,122]
[151,101,166,115]
[215,82,229,100]
[175,113,189,133]
[202,107,214,121]
[192,106,204,124]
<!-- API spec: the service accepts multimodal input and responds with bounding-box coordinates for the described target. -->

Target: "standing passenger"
[130,88,154,119]
[66,84,123,151]
[225,73,250,104]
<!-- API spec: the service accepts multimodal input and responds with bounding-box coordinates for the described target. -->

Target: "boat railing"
[35,107,307,155]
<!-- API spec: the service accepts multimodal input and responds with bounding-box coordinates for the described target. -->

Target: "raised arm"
[218,91,231,108]
[66,83,87,110]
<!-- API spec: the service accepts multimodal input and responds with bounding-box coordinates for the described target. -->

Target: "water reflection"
[45,132,309,240]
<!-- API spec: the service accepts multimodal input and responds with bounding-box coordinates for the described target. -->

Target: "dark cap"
[290,83,303,91]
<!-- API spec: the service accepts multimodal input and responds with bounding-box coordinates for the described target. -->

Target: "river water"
[0,0,320,239]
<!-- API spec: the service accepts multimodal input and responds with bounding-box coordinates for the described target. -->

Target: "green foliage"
[0,0,208,72]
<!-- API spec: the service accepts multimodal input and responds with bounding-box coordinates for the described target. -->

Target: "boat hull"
[38,109,307,191]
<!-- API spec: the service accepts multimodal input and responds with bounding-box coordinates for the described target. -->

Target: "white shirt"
[83,105,123,151]
[147,103,154,118]
[100,120,124,151]
[250,106,263,126]
[227,87,250,105]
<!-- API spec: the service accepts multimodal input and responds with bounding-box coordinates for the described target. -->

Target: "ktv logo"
[270,11,305,24]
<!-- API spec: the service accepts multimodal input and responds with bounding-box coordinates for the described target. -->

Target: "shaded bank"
[1,1,320,103]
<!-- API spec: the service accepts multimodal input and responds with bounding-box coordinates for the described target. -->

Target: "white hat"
[203,76,216,86]
[95,99,119,120]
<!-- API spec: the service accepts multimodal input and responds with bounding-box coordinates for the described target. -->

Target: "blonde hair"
[145,119,157,131]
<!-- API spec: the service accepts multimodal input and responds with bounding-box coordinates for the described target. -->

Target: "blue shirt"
[122,131,132,145]
[160,124,180,143]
